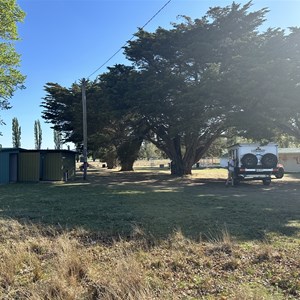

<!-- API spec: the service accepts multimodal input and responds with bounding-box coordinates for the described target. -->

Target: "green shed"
[0,148,76,183]
[18,151,40,182]
[40,150,76,181]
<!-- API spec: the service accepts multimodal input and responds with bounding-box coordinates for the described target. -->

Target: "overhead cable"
[86,0,172,79]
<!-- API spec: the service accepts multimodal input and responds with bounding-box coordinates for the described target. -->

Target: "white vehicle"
[227,143,284,186]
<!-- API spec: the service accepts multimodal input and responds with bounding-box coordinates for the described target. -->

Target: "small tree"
[0,1,26,128]
[54,129,62,149]
[12,117,21,147]
[34,119,42,149]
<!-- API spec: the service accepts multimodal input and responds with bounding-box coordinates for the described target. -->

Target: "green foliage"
[42,65,149,171]
[276,134,300,148]
[41,2,300,175]
[34,119,42,149]
[204,137,228,158]
[123,2,300,175]
[139,141,166,160]
[11,116,20,147]
[0,0,26,123]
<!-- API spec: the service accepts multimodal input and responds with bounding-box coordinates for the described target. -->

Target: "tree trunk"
[169,135,192,176]
[170,160,191,176]
[120,160,135,171]
[118,137,143,172]
[169,135,213,176]
[106,150,117,169]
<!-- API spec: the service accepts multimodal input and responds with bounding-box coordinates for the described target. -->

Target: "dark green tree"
[41,80,118,162]
[12,117,21,147]
[34,119,42,149]
[41,65,149,171]
[41,3,300,176]
[124,2,300,175]
[0,0,25,126]
[97,65,149,171]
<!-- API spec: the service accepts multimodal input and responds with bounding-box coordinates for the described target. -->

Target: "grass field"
[1,165,299,241]
[0,165,299,299]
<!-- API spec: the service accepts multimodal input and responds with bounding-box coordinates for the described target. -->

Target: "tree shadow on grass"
[0,169,299,242]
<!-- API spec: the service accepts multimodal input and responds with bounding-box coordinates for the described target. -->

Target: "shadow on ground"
[0,168,299,242]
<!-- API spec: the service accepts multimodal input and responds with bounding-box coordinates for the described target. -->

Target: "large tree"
[41,81,106,152]
[0,0,25,125]
[41,65,149,171]
[97,65,149,171]
[41,2,300,176]
[124,2,300,175]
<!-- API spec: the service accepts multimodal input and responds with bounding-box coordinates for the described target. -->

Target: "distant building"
[278,148,300,173]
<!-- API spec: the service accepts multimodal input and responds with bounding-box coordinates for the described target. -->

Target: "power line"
[87,0,172,79]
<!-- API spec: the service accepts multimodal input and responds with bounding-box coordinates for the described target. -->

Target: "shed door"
[18,152,40,182]
[42,153,62,181]
[9,153,18,182]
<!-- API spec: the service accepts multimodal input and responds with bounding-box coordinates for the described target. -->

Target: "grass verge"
[0,219,299,299]
[0,167,299,299]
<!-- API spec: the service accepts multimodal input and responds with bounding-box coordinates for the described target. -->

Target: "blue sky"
[1,0,300,149]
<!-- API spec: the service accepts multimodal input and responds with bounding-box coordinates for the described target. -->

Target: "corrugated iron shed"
[0,148,76,183]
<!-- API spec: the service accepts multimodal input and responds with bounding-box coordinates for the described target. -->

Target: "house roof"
[278,148,300,154]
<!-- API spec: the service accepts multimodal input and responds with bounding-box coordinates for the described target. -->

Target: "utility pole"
[81,78,88,180]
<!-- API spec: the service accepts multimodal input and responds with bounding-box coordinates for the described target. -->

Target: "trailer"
[227,143,284,186]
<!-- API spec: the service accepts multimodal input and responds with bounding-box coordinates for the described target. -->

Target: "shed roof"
[0,147,25,152]
[0,148,76,154]
[21,149,76,154]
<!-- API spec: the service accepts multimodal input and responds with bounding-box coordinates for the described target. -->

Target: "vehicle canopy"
[228,143,278,169]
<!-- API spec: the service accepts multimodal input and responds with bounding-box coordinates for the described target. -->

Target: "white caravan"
[227,143,284,186]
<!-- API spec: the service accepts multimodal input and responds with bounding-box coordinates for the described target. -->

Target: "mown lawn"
[0,167,299,242]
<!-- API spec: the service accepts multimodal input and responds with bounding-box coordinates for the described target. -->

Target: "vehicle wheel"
[241,153,258,168]
[263,178,271,186]
[261,153,278,168]
[275,167,284,179]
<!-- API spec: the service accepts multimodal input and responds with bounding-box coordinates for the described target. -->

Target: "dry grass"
[0,167,299,299]
[0,219,299,300]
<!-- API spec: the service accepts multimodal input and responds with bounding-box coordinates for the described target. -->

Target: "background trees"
[0,0,25,126]
[12,117,21,147]
[53,129,62,149]
[34,119,42,149]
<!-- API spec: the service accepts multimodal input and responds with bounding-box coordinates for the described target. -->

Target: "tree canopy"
[123,1,300,175]
[0,0,25,125]
[41,65,148,171]
[41,1,300,176]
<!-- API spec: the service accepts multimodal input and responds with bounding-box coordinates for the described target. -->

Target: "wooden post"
[82,78,88,180]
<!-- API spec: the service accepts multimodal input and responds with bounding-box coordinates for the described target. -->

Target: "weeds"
[0,219,299,299]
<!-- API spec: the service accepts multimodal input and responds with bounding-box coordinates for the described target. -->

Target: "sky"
[1,0,300,150]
